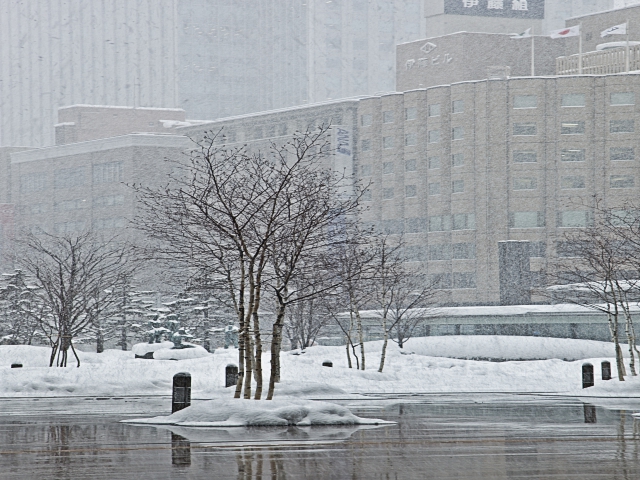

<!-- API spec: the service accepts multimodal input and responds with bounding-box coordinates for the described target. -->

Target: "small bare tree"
[16,231,137,367]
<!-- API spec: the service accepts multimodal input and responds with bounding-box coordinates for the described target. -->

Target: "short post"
[172,372,191,413]
[582,363,594,389]
[601,361,611,381]
[322,360,333,367]
[10,363,22,368]
[225,364,238,388]
[583,404,597,423]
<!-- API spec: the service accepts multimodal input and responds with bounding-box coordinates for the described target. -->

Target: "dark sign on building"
[444,0,544,19]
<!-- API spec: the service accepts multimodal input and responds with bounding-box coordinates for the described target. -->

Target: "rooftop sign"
[444,0,544,19]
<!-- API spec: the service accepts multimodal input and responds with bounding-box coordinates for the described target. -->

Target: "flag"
[511,28,532,39]
[549,25,580,39]
[601,23,627,37]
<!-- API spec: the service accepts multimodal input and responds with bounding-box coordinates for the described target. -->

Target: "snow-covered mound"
[123,396,391,427]
[404,335,624,361]
[131,342,210,360]
[153,345,210,360]
[132,342,175,356]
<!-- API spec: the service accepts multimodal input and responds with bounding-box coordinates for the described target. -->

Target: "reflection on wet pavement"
[0,395,639,479]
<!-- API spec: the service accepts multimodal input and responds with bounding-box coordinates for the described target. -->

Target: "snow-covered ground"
[1,336,638,400]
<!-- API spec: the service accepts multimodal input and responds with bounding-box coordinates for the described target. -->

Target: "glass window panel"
[561,121,585,135]
[610,175,635,188]
[611,147,634,161]
[405,159,417,171]
[452,126,464,140]
[513,177,537,190]
[428,156,441,169]
[383,136,395,149]
[561,176,585,189]
[610,119,634,133]
[452,153,464,166]
[560,149,585,162]
[561,93,585,107]
[513,151,537,163]
[382,188,394,199]
[405,107,417,120]
[383,162,394,174]
[513,123,537,135]
[405,133,417,146]
[361,114,372,126]
[452,100,464,113]
[428,130,440,143]
[452,179,464,193]
[428,104,440,117]
[428,182,440,195]
[611,92,635,105]
[510,211,545,228]
[405,185,417,197]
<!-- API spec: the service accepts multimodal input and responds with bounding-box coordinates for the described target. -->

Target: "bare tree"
[546,214,634,381]
[284,294,331,351]
[16,231,137,367]
[134,125,366,400]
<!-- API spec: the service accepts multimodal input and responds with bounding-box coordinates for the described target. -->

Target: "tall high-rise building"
[0,0,426,147]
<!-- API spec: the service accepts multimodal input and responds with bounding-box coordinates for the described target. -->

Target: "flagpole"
[531,25,535,76]
[579,23,583,74]
[626,19,630,73]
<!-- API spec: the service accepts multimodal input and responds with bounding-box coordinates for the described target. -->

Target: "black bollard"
[583,404,597,423]
[172,373,191,413]
[601,361,611,381]
[10,363,22,368]
[582,363,594,388]
[322,360,333,367]
[225,364,239,388]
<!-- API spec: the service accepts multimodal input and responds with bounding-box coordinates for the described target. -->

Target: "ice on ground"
[122,396,391,427]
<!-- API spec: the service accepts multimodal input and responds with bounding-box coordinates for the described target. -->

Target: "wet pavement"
[0,394,639,479]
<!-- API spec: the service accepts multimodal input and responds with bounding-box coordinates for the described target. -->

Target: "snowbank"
[131,342,210,360]
[0,336,638,399]
[122,396,390,427]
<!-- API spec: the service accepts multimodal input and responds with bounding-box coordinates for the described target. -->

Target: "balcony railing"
[556,45,640,75]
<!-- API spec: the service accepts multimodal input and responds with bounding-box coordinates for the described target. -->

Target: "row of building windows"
[363,120,635,150]
[361,147,636,178]
[53,217,126,234]
[26,195,126,214]
[509,211,593,229]
[360,92,635,128]
[19,162,124,194]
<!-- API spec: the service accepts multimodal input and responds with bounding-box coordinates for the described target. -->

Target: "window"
[556,241,582,257]
[561,93,585,107]
[428,215,450,232]
[405,185,417,198]
[610,175,635,188]
[93,161,123,184]
[430,273,452,289]
[453,272,476,289]
[513,151,537,163]
[361,189,372,201]
[513,177,537,190]
[452,127,464,140]
[405,159,417,171]
[452,179,464,193]
[20,173,47,193]
[94,194,125,207]
[405,133,417,146]
[405,107,417,120]
[513,123,536,136]
[381,219,403,234]
[561,176,585,189]
[54,221,85,234]
[360,164,372,176]
[405,218,426,233]
[509,211,545,228]
[361,114,373,126]
[611,147,634,161]
[530,242,547,258]
[558,210,593,228]
[452,153,464,167]
[383,136,395,149]
[452,213,475,230]
[93,217,125,230]
[383,111,394,123]
[561,121,585,135]
[382,188,394,199]
[55,199,86,212]
[403,246,424,262]
[428,104,440,117]
[611,92,635,105]
[561,149,585,162]
[610,120,634,133]
[452,100,464,114]
[361,139,371,151]
[383,162,394,174]
[428,156,441,169]
[54,167,86,189]
[428,244,451,260]
[452,243,476,259]
[428,130,440,143]
[513,95,537,109]
[428,183,440,195]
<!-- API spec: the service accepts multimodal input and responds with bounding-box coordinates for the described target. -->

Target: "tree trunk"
[623,311,637,376]
[234,312,245,399]
[267,301,286,400]
[243,324,253,400]
[354,306,365,370]
[96,328,104,354]
[378,312,388,373]
[607,311,626,381]
[253,310,263,400]
[120,324,128,351]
